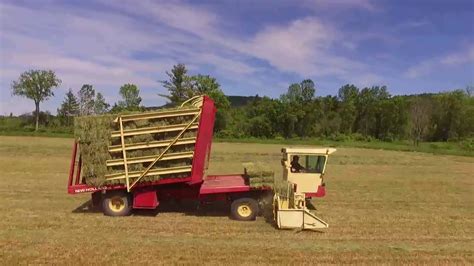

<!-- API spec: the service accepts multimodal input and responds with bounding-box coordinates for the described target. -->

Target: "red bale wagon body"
[67,96,270,220]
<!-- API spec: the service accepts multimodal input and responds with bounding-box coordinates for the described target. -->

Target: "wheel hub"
[108,196,125,212]
[237,204,252,217]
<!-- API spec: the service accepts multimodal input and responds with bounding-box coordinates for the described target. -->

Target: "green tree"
[11,69,61,131]
[160,64,190,103]
[57,89,79,126]
[219,107,248,138]
[312,96,340,138]
[245,97,281,138]
[462,93,474,138]
[281,83,302,103]
[300,79,315,102]
[338,84,359,134]
[409,97,432,146]
[277,102,300,138]
[281,79,315,103]
[188,75,229,108]
[279,80,317,137]
[378,96,408,141]
[188,75,230,132]
[78,84,96,115]
[355,86,390,137]
[94,92,110,114]
[466,85,473,97]
[118,84,142,111]
[162,70,230,110]
[432,90,468,141]
[247,116,273,138]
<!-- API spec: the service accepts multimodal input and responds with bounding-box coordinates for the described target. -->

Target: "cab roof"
[281,147,337,155]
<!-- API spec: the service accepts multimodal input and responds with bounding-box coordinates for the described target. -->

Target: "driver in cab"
[290,155,305,173]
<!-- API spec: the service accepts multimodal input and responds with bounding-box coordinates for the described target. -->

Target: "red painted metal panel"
[200,193,227,203]
[305,185,326,198]
[133,190,159,209]
[68,141,77,188]
[157,185,200,200]
[190,96,216,184]
[199,175,270,195]
[75,156,82,185]
[69,184,102,194]
[67,176,194,194]
[200,186,252,195]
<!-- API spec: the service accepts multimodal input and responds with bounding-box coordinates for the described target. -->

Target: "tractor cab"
[281,147,336,198]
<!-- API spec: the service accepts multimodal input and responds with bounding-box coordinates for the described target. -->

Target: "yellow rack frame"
[106,96,204,192]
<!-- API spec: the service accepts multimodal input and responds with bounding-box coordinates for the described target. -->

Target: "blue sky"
[0,0,473,115]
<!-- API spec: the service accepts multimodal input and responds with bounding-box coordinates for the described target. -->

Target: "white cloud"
[304,0,378,11]
[101,1,374,79]
[398,20,430,29]
[0,1,259,114]
[237,17,370,82]
[245,18,334,74]
[405,46,474,79]
[1,0,385,115]
[192,53,258,76]
[440,46,474,65]
[350,73,385,88]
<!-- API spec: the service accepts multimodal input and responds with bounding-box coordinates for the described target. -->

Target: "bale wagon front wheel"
[102,191,132,216]
[231,198,258,221]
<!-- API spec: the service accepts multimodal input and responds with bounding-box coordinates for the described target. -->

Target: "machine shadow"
[72,198,296,225]
[71,199,230,218]
[159,200,231,218]
[72,200,102,214]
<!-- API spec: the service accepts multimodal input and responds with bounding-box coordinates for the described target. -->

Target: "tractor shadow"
[72,200,102,214]
[71,199,230,218]
[158,200,231,218]
[72,198,326,232]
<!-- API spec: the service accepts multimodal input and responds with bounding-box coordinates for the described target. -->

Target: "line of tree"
[159,65,473,145]
[9,67,474,146]
[11,70,143,129]
[220,84,474,145]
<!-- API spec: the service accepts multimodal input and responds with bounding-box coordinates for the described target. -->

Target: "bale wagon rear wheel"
[102,191,132,216]
[231,198,258,221]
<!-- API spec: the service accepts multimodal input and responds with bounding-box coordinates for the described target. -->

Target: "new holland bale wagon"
[68,96,271,220]
[67,95,334,228]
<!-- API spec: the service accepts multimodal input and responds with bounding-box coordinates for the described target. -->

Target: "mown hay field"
[0,136,472,264]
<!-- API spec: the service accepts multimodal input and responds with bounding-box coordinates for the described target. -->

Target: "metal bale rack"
[68,95,217,194]
[107,96,203,191]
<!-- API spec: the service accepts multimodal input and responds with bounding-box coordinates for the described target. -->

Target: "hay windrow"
[74,109,198,187]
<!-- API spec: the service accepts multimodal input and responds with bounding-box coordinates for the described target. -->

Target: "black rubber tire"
[102,191,132,216]
[91,192,102,209]
[230,198,259,221]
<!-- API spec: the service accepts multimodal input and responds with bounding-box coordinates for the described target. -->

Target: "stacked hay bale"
[74,109,198,187]
[243,162,294,198]
[243,162,296,221]
[74,115,116,187]
[243,162,275,188]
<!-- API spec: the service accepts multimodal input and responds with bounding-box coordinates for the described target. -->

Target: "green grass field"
[0,136,472,264]
[2,129,473,157]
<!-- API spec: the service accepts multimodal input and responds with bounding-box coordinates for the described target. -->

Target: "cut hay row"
[74,108,200,187]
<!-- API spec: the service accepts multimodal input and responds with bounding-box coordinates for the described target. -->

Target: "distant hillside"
[227,95,260,107]
[145,95,260,110]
